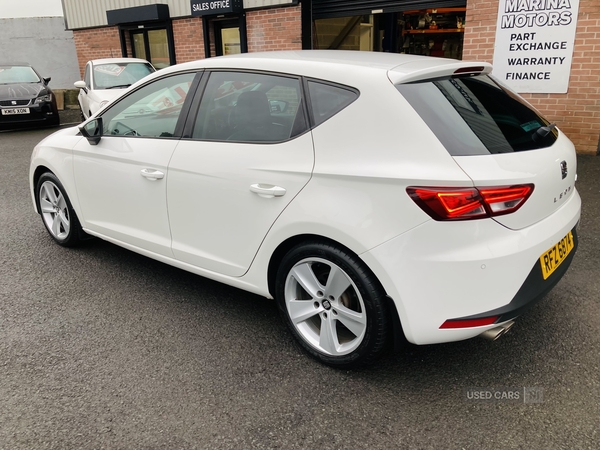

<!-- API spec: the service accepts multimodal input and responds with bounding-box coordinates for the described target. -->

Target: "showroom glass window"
[100,72,195,139]
[192,71,306,142]
[131,27,173,69]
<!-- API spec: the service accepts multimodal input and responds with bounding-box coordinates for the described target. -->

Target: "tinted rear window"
[396,75,558,156]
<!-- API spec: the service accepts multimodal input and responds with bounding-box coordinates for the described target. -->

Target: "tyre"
[36,173,84,247]
[276,241,390,369]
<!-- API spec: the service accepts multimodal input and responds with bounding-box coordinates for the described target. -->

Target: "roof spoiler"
[388,61,493,84]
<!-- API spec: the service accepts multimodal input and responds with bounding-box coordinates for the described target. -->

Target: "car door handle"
[140,169,164,181]
[250,184,286,198]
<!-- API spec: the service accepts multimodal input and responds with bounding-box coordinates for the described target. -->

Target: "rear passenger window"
[192,71,305,143]
[307,81,358,126]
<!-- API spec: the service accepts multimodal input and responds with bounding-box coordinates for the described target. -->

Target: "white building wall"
[0,17,80,89]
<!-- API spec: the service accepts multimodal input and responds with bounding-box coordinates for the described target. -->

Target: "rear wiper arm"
[532,123,556,142]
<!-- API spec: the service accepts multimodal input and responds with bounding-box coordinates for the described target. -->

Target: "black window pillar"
[202,16,211,58]
[240,14,248,53]
[301,0,312,49]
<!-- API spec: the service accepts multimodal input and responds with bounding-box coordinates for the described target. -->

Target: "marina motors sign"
[492,0,580,93]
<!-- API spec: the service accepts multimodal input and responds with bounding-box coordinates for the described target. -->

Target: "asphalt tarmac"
[0,118,598,449]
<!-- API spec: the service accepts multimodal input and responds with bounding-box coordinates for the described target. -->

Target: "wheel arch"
[32,166,87,239]
[32,165,55,213]
[266,233,406,348]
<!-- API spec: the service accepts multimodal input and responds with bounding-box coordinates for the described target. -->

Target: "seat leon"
[0,63,59,130]
[30,51,580,368]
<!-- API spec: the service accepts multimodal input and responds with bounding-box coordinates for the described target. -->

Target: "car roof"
[90,58,152,65]
[154,50,493,85]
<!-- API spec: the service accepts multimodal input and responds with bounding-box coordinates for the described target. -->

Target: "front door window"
[101,72,195,138]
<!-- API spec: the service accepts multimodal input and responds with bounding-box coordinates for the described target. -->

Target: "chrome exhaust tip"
[479,321,515,341]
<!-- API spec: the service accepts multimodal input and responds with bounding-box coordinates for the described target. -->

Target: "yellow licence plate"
[539,231,574,280]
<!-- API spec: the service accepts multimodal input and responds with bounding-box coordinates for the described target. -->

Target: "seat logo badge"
[560,161,568,179]
[11,100,17,105]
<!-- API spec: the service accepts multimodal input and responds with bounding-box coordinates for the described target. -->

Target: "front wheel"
[276,241,390,369]
[36,173,84,247]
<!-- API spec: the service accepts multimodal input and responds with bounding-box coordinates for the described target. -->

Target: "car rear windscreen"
[396,75,558,156]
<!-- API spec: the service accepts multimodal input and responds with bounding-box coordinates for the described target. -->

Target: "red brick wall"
[73,5,302,75]
[73,27,122,78]
[463,0,600,154]
[246,5,302,52]
[172,17,205,63]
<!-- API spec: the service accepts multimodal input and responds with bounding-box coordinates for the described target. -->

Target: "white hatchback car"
[74,58,155,119]
[31,51,580,368]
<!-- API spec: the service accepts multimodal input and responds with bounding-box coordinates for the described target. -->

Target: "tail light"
[407,184,534,221]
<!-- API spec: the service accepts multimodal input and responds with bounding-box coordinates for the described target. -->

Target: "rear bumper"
[361,189,581,345]
[444,226,578,325]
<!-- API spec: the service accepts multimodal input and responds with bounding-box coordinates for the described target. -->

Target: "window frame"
[180,70,362,144]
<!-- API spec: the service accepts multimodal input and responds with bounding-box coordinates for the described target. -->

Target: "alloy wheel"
[284,257,367,356]
[39,180,70,241]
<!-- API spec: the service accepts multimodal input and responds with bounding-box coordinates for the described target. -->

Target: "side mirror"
[74,80,88,93]
[43,77,52,85]
[80,117,103,145]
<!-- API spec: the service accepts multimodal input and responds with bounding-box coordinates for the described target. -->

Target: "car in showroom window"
[30,51,580,368]
[74,58,156,120]
[0,63,59,130]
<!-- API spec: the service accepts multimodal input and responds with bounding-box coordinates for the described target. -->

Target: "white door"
[73,72,197,256]
[167,71,314,277]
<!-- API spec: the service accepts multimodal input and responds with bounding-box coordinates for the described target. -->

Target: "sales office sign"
[492,0,580,93]
[191,0,243,16]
